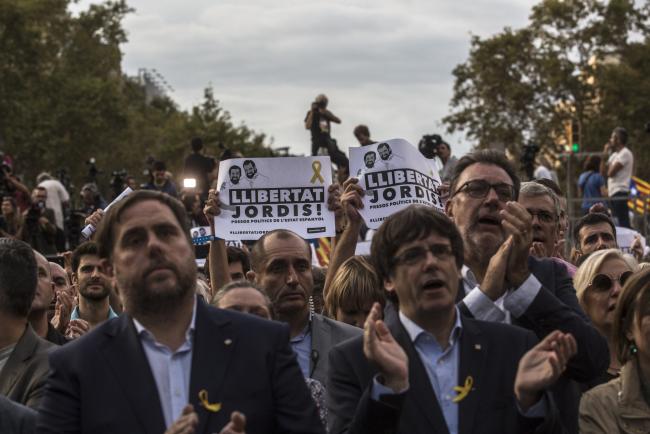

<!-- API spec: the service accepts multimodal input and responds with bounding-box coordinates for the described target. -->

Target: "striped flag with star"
[628,176,650,214]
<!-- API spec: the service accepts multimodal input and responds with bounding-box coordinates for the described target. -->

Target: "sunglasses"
[589,271,633,293]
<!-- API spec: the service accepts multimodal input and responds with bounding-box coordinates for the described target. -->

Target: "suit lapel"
[0,325,35,396]
[101,315,166,434]
[189,300,234,434]
[457,318,487,434]
[387,315,450,434]
[310,314,331,381]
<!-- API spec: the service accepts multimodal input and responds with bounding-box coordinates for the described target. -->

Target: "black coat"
[36,298,325,434]
[327,311,563,434]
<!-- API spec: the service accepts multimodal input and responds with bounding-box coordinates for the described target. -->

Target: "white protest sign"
[215,157,335,240]
[350,138,443,229]
[616,226,646,254]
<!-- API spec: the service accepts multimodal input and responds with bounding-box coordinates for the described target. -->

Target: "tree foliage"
[444,0,650,176]
[0,0,272,197]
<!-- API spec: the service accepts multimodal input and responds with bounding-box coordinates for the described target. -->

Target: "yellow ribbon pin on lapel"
[198,389,222,413]
[452,376,473,403]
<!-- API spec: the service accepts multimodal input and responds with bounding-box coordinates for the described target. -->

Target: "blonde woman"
[574,249,637,387]
[324,256,384,328]
[579,267,650,433]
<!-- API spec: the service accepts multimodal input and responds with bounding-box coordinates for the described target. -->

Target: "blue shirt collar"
[71,305,119,321]
[398,307,463,349]
[133,296,197,345]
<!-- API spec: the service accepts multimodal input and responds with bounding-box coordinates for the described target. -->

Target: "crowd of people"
[0,122,649,434]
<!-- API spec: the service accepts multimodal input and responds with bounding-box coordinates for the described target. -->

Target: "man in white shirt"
[601,127,633,228]
[36,173,69,231]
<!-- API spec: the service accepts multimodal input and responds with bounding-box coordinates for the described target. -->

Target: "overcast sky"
[73,0,534,157]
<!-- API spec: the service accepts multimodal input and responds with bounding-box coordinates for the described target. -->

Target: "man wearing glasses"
[444,150,608,433]
[518,182,562,259]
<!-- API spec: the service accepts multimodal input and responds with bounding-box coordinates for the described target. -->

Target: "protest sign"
[350,138,443,229]
[190,226,213,245]
[616,226,646,254]
[215,157,335,240]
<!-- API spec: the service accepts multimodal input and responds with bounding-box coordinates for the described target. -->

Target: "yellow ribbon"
[198,389,222,413]
[310,160,325,184]
[452,376,473,403]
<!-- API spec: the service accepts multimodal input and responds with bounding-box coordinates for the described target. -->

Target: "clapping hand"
[363,303,408,393]
[514,331,577,411]
[165,404,198,434]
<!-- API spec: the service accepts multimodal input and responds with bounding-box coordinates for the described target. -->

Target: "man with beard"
[445,149,608,432]
[328,206,574,434]
[36,190,324,434]
[65,242,118,338]
[572,213,617,264]
[248,229,361,385]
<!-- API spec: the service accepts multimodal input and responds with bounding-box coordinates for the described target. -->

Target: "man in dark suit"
[247,229,361,386]
[327,206,576,434]
[0,395,36,434]
[0,239,53,409]
[36,190,324,434]
[445,150,609,432]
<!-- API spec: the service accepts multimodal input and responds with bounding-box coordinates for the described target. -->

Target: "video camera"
[520,142,540,180]
[418,134,444,159]
[26,200,45,224]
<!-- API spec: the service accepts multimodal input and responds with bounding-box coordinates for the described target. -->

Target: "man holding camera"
[21,187,57,255]
[304,94,348,168]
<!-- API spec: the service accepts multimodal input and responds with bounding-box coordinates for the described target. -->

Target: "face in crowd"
[217,286,272,320]
[253,232,313,319]
[578,222,617,256]
[446,163,516,261]
[519,191,558,256]
[75,254,112,301]
[32,251,54,313]
[575,249,635,336]
[108,199,196,316]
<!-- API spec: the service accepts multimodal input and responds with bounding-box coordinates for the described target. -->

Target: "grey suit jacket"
[310,314,361,386]
[0,325,54,409]
[0,395,36,434]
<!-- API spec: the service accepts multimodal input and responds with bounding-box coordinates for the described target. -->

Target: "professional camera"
[26,200,45,223]
[418,134,443,159]
[110,169,128,199]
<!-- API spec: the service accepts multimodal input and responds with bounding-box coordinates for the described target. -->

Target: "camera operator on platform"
[304,94,348,169]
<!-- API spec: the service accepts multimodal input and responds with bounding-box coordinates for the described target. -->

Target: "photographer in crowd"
[304,94,348,169]
[21,187,57,255]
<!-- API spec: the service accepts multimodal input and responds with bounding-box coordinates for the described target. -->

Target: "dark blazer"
[0,325,53,409]
[36,298,325,434]
[458,256,609,432]
[0,395,36,434]
[311,313,361,386]
[327,312,563,434]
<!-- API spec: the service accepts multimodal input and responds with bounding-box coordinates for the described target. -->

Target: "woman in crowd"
[324,255,384,328]
[574,249,637,387]
[0,196,23,238]
[579,267,650,432]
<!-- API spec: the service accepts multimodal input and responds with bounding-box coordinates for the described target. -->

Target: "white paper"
[350,138,443,229]
[215,157,335,240]
[616,226,646,254]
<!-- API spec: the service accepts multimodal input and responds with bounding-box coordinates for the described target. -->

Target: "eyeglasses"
[589,271,633,293]
[451,180,515,202]
[393,244,454,266]
[527,209,557,224]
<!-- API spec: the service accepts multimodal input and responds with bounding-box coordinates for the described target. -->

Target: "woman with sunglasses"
[574,249,637,388]
[579,267,650,433]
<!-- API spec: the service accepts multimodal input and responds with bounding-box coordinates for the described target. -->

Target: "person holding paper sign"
[445,149,608,432]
